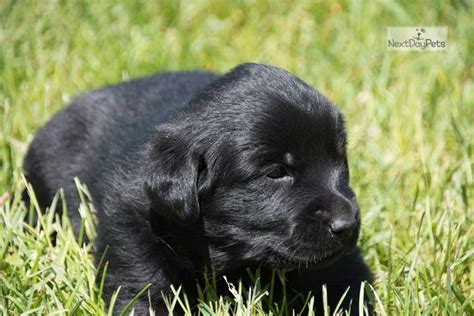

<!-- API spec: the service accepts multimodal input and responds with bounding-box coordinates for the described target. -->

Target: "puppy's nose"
[329,215,358,241]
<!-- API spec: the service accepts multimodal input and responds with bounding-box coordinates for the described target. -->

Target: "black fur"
[23,63,372,314]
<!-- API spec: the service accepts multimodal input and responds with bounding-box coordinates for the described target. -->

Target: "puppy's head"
[146,64,360,270]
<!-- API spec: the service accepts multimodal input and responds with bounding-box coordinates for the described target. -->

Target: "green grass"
[1,1,473,315]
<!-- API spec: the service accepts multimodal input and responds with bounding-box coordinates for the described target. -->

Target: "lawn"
[0,1,473,315]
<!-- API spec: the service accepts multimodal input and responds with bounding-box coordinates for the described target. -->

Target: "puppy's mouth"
[265,244,350,269]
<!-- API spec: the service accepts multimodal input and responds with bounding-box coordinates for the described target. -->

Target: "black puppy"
[23,63,372,314]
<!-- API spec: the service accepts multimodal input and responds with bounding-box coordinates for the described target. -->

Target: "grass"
[0,0,473,315]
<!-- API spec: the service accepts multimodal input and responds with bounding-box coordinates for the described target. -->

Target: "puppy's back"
[23,71,217,232]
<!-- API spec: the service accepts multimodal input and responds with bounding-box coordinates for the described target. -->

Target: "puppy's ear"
[144,125,201,226]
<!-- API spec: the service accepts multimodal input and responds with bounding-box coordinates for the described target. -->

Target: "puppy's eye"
[266,165,289,179]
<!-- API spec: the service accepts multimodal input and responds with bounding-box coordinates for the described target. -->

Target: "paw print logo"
[413,28,426,40]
